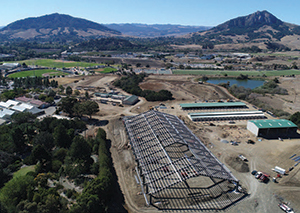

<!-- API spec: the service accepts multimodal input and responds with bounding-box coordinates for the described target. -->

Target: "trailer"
[272,166,286,175]
[238,154,248,161]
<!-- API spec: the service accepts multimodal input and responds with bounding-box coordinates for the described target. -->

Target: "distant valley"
[104,23,211,37]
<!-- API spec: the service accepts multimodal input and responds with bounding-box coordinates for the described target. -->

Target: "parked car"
[246,139,255,144]
[251,170,257,175]
[230,141,238,146]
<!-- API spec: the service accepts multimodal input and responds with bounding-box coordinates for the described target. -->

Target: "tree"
[82,101,99,119]
[31,144,51,163]
[45,96,54,103]
[10,127,25,153]
[33,131,54,151]
[69,136,91,161]
[292,62,298,69]
[53,124,72,148]
[11,112,36,125]
[48,89,56,97]
[290,112,300,128]
[74,90,80,96]
[66,86,73,96]
[59,85,65,93]
[85,91,89,99]
[57,97,78,116]
[72,102,85,118]
[0,175,34,212]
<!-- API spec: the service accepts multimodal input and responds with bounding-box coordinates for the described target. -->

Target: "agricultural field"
[8,69,67,78]
[173,69,300,77]
[10,59,103,68]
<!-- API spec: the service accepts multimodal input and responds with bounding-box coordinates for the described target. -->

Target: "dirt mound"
[225,155,249,173]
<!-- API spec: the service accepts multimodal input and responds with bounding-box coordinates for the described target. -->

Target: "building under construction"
[123,110,247,211]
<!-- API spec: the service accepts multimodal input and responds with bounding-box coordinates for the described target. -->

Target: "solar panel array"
[124,110,238,195]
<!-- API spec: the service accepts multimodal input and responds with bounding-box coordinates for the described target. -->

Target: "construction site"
[123,110,247,210]
[59,74,300,213]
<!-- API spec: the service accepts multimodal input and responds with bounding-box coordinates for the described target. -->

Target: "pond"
[206,78,265,89]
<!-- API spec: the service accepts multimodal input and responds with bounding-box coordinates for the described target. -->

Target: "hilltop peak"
[0,13,121,41]
[212,10,283,31]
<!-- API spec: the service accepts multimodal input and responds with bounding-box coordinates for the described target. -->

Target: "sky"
[1,0,300,27]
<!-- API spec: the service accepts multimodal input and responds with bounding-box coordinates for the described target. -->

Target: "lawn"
[11,59,104,68]
[13,165,35,178]
[173,69,300,77]
[8,69,67,78]
[96,67,117,73]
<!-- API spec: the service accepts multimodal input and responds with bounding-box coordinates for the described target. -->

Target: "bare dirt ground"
[61,74,300,213]
[250,76,300,114]
[54,76,84,85]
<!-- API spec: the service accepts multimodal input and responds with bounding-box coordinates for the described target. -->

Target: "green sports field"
[8,69,67,78]
[97,67,118,73]
[10,59,104,68]
[173,69,300,77]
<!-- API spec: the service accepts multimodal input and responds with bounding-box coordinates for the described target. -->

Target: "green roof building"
[122,95,139,105]
[180,102,247,110]
[247,119,298,138]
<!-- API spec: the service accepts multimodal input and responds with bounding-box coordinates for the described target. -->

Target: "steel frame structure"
[123,110,239,196]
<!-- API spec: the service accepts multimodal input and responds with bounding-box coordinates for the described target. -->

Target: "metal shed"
[247,119,298,138]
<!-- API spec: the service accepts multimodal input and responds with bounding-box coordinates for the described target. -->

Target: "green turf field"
[8,69,67,78]
[10,59,103,68]
[13,165,35,178]
[98,67,118,73]
[173,69,300,77]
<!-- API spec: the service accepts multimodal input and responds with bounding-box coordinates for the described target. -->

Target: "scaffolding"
[123,110,239,197]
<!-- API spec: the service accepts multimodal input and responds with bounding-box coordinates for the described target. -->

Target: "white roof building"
[0,102,8,108]
[19,103,34,110]
[2,63,20,68]
[6,100,20,107]
[0,109,15,119]
[11,105,27,112]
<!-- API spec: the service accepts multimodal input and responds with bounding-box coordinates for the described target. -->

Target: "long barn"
[189,111,266,122]
[180,102,247,110]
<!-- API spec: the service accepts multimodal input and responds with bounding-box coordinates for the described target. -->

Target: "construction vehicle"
[259,172,270,183]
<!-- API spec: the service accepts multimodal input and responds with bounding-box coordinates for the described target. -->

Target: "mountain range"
[1,10,300,45]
